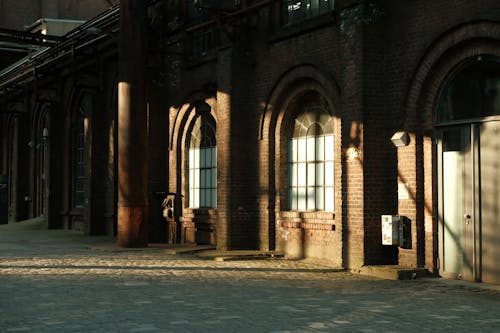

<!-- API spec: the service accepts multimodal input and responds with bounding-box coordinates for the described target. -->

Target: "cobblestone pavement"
[1,220,499,333]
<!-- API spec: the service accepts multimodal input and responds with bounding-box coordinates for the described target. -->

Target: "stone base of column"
[117,205,148,247]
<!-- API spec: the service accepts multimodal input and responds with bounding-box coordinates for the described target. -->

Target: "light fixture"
[42,128,49,138]
[391,131,410,147]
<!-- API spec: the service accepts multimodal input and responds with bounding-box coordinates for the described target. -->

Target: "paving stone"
[1,224,500,332]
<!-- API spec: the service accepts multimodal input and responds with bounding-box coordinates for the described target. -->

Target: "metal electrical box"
[381,215,412,249]
[159,192,183,244]
[382,215,399,245]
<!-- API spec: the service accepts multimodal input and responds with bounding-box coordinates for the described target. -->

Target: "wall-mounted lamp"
[42,128,49,138]
[391,131,410,147]
[27,141,34,148]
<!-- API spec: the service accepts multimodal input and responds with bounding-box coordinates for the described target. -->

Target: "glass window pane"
[189,149,195,168]
[212,189,217,207]
[207,170,212,189]
[211,168,217,187]
[307,137,315,161]
[316,187,325,211]
[200,170,206,188]
[189,169,194,189]
[309,0,319,15]
[194,189,200,208]
[325,161,334,186]
[213,148,217,167]
[196,148,201,168]
[194,169,200,188]
[320,0,333,12]
[200,189,206,207]
[289,187,297,210]
[325,187,334,211]
[325,135,334,160]
[290,163,297,186]
[201,149,207,167]
[298,138,307,162]
[298,163,307,186]
[316,136,325,160]
[308,163,316,186]
[298,187,307,210]
[307,187,315,210]
[316,163,325,186]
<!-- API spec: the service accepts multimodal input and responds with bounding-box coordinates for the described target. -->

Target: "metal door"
[439,121,500,283]
[438,125,476,280]
[479,121,500,284]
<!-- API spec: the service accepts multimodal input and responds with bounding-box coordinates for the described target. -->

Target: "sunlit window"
[289,101,334,211]
[282,0,334,25]
[188,113,217,208]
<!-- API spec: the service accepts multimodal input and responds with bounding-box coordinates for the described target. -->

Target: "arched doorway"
[437,58,500,284]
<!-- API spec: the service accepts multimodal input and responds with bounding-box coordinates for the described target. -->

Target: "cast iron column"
[117,0,148,247]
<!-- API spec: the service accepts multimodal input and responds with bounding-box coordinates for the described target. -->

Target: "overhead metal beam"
[0,27,62,47]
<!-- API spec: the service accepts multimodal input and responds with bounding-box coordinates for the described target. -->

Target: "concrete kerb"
[353,265,432,281]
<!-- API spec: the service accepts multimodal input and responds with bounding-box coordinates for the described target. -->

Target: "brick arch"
[404,20,500,132]
[399,21,500,271]
[169,92,217,151]
[259,64,341,141]
[169,93,217,198]
[260,64,341,208]
[258,64,342,258]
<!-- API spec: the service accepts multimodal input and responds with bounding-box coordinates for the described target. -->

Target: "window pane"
[189,149,195,168]
[298,163,307,186]
[298,187,307,210]
[307,137,315,161]
[200,189,206,207]
[307,187,315,210]
[194,169,200,188]
[290,163,297,187]
[289,140,294,162]
[325,161,334,186]
[189,169,194,188]
[320,0,333,12]
[194,189,200,208]
[200,170,206,188]
[309,0,319,15]
[325,187,334,211]
[316,187,325,211]
[316,163,325,185]
[211,168,217,187]
[298,138,307,162]
[307,163,316,186]
[289,187,298,210]
[211,189,217,207]
[201,149,207,167]
[325,135,334,160]
[316,136,325,160]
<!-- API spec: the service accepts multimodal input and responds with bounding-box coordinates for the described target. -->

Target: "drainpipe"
[117,0,148,247]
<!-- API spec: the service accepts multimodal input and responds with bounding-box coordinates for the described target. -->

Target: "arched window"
[288,95,334,211]
[187,113,216,208]
[438,59,500,123]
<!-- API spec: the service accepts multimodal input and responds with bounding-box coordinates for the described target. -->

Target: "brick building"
[1,0,499,284]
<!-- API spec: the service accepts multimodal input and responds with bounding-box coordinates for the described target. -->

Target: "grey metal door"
[438,126,475,281]
[439,122,500,283]
[479,121,500,284]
